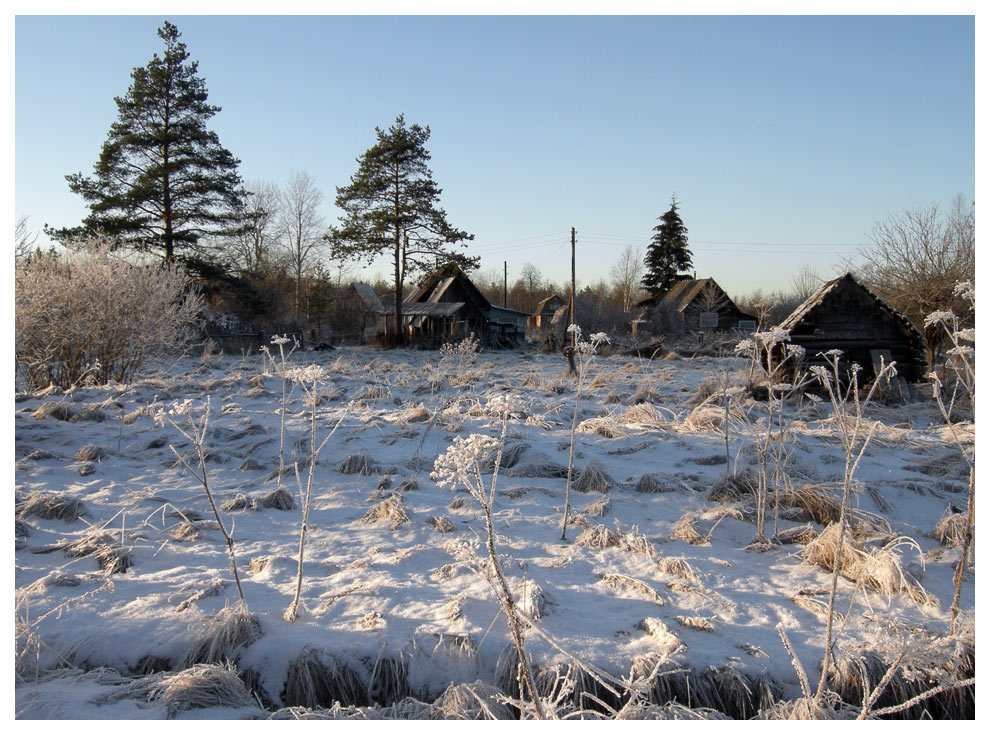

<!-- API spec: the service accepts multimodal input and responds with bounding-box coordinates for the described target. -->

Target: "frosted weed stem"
[165,398,246,603]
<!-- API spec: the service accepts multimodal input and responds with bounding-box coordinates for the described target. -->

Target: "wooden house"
[346,282,388,344]
[775,272,926,382]
[657,278,756,332]
[379,263,528,347]
[530,294,567,330]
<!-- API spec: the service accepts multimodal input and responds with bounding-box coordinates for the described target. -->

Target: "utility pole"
[503,260,508,308]
[570,227,576,347]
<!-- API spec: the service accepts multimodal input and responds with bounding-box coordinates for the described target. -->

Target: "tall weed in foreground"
[260,336,299,494]
[560,325,610,541]
[284,364,353,622]
[734,328,809,542]
[431,395,546,719]
[157,398,246,603]
[924,282,976,635]
[14,237,202,390]
[809,352,896,704]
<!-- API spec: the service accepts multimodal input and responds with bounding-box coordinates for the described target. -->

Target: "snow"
[13,345,974,719]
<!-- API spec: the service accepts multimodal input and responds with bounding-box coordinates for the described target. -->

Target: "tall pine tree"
[641,196,693,301]
[58,21,246,265]
[327,114,475,346]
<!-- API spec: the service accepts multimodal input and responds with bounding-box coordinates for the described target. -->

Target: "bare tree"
[791,265,823,302]
[15,216,39,261]
[856,196,974,365]
[228,180,283,272]
[609,244,644,313]
[280,170,326,322]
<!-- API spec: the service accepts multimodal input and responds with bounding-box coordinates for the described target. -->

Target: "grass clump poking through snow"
[933,508,967,548]
[147,662,258,718]
[38,529,132,574]
[800,524,933,606]
[178,602,261,669]
[282,649,367,709]
[572,459,615,493]
[16,492,85,522]
[362,496,410,529]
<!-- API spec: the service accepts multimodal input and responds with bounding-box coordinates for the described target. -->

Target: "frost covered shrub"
[15,238,202,390]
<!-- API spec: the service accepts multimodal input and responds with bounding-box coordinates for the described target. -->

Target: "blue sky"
[13,11,976,299]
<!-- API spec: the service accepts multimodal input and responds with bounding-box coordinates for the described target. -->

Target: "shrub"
[15,238,202,390]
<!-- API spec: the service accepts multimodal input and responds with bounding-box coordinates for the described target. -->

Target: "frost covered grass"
[13,345,975,719]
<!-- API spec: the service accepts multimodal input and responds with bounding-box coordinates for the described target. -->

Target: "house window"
[699,312,719,329]
[737,320,756,332]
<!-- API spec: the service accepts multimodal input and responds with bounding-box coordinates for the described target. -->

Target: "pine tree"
[327,114,475,346]
[641,196,693,301]
[57,21,246,265]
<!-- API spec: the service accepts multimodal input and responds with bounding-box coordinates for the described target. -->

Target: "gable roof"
[534,294,566,314]
[778,272,923,340]
[407,263,491,315]
[350,282,387,314]
[659,277,748,315]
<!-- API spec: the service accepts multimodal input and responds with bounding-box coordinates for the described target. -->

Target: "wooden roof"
[778,272,924,341]
[350,282,387,314]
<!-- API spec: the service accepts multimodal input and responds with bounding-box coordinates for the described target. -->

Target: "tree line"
[25,21,974,355]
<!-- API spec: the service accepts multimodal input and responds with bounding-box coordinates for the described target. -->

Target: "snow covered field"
[13,343,975,719]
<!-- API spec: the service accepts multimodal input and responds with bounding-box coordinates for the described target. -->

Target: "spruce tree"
[641,196,693,301]
[327,114,475,346]
[58,21,246,265]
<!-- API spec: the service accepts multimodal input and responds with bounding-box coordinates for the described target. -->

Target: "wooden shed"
[530,294,567,329]
[776,272,926,382]
[380,263,527,348]
[658,278,756,332]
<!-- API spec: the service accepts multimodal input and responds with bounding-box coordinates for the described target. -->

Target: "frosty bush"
[15,238,202,390]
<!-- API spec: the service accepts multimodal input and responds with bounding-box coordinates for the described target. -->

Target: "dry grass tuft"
[505,461,568,479]
[618,402,673,428]
[428,516,455,533]
[635,617,683,652]
[218,494,255,512]
[16,492,85,522]
[442,594,465,622]
[675,615,715,632]
[41,529,133,574]
[577,416,630,439]
[774,524,818,545]
[933,508,967,548]
[178,603,261,669]
[656,555,700,584]
[573,459,614,493]
[671,513,707,546]
[32,402,76,421]
[633,473,671,494]
[362,496,410,529]
[74,444,107,462]
[519,580,553,621]
[801,524,934,606]
[778,485,842,525]
[282,649,367,709]
[630,381,660,405]
[601,573,665,606]
[395,478,419,493]
[434,681,514,720]
[707,471,759,502]
[575,524,621,548]
[337,453,375,475]
[397,403,431,424]
[480,443,526,471]
[151,662,257,717]
[354,383,390,402]
[259,487,294,510]
[581,495,612,517]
